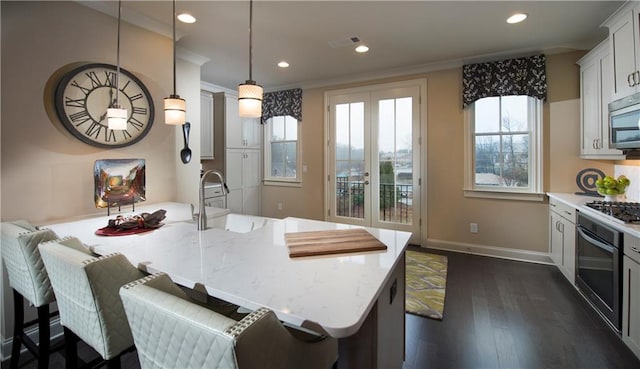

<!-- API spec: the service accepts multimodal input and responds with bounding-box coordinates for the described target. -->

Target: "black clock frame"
[54,63,155,148]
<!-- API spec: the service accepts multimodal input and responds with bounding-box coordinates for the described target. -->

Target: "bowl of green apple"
[595,175,630,202]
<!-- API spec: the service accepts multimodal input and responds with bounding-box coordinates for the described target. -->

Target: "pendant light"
[164,0,186,125]
[107,0,128,130]
[238,0,263,118]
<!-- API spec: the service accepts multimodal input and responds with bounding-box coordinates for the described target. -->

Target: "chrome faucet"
[198,170,229,230]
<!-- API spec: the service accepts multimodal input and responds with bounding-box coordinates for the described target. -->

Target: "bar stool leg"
[63,327,78,369]
[9,290,24,369]
[37,304,51,369]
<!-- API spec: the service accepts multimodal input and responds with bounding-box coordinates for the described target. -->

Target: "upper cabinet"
[226,115,261,149]
[200,90,215,160]
[578,40,624,159]
[604,2,640,100]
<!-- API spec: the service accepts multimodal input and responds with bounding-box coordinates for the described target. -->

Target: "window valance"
[261,88,302,124]
[462,54,547,108]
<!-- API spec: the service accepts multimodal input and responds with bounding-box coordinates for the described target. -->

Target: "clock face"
[54,63,155,148]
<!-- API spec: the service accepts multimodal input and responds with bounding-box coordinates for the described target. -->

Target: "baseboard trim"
[425,238,553,265]
[0,316,63,362]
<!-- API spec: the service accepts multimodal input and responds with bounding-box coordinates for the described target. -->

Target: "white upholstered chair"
[39,237,145,369]
[120,273,339,369]
[1,220,63,369]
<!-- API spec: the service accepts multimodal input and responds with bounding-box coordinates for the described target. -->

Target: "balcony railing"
[335,176,412,224]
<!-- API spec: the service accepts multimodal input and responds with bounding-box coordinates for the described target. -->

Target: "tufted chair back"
[1,221,58,307]
[39,238,145,361]
[120,273,338,369]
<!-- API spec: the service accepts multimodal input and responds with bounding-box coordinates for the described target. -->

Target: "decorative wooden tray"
[285,228,387,258]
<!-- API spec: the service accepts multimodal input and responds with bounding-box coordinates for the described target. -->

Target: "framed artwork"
[94,159,146,208]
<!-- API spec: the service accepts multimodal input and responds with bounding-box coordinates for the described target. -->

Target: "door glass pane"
[377,97,412,225]
[335,102,365,219]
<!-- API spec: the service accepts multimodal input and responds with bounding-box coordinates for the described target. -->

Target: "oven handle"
[577,226,615,253]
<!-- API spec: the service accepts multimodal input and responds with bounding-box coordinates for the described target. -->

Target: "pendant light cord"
[115,0,122,107]
[249,0,253,82]
[172,0,177,95]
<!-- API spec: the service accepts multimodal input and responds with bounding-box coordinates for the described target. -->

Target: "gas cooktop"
[585,201,640,224]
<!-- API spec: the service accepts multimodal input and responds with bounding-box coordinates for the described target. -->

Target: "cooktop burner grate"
[585,201,640,223]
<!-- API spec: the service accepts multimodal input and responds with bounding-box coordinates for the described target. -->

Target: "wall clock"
[54,63,154,148]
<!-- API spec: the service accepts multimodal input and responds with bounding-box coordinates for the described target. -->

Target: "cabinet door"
[242,117,262,148]
[243,150,261,188]
[623,255,640,359]
[225,149,243,190]
[550,211,563,266]
[226,188,243,214]
[610,11,637,100]
[225,95,243,148]
[581,60,600,156]
[200,91,214,159]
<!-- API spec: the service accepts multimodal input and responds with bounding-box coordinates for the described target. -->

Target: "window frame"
[263,115,302,187]
[463,96,544,202]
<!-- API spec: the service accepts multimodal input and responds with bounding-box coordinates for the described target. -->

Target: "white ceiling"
[82,1,624,91]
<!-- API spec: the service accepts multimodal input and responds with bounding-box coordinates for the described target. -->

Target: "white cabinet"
[225,148,261,215]
[578,41,624,159]
[226,116,261,149]
[549,198,576,284]
[604,2,640,100]
[200,91,215,160]
[623,235,640,360]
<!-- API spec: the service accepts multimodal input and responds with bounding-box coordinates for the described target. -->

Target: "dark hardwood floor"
[3,248,639,369]
[404,247,640,369]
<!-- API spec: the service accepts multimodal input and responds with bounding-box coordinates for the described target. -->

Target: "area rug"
[406,250,448,320]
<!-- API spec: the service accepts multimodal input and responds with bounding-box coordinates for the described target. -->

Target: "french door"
[326,80,423,242]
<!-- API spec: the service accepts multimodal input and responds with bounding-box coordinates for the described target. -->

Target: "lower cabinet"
[549,200,576,284]
[623,253,640,359]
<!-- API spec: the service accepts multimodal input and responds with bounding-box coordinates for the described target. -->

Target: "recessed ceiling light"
[355,45,369,53]
[278,61,290,68]
[506,13,527,24]
[177,13,196,24]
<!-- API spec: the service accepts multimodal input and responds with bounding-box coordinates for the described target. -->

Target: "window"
[464,95,543,201]
[264,116,301,186]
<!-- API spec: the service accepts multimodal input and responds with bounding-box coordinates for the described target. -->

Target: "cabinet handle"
[631,245,640,253]
[564,210,572,216]
[636,71,640,87]
[629,72,636,87]
[550,203,556,208]
[592,139,597,149]
[559,222,564,233]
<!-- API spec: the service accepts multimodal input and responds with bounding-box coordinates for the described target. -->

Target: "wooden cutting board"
[285,228,387,258]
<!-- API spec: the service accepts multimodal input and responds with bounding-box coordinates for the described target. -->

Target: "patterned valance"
[261,88,302,124]
[462,54,546,107]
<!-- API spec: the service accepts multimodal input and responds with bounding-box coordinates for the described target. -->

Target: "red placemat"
[95,226,157,236]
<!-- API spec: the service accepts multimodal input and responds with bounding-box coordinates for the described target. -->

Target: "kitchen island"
[42,202,411,368]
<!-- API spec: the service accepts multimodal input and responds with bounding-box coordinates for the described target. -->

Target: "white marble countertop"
[547,192,640,238]
[41,202,411,338]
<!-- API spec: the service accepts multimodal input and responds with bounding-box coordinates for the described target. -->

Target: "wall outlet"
[470,223,479,233]
[277,202,283,210]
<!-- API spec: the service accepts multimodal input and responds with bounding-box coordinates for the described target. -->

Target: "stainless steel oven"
[575,212,623,332]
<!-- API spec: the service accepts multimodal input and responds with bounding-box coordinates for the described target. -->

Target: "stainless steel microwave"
[610,91,640,149]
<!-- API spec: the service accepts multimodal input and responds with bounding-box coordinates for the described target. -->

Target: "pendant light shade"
[107,0,128,130]
[164,95,186,125]
[107,106,128,129]
[164,0,186,125]
[238,81,263,118]
[238,0,262,118]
